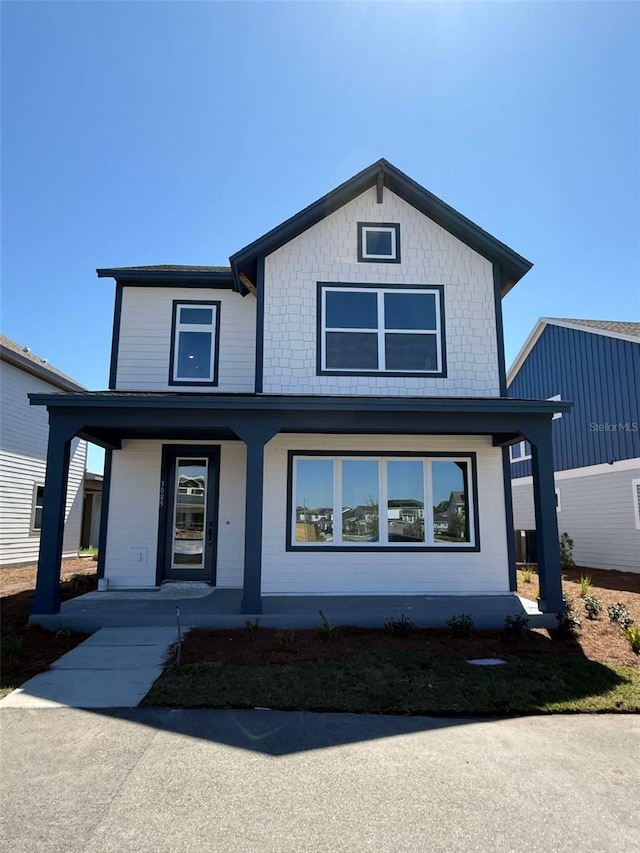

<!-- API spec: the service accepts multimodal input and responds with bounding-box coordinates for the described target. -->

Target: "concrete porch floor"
[31,586,555,632]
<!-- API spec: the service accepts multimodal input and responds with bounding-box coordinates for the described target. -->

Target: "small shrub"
[521,566,534,584]
[555,598,581,637]
[500,614,529,639]
[384,614,414,637]
[244,617,261,636]
[54,625,72,638]
[274,630,296,651]
[446,614,473,639]
[2,632,24,656]
[579,575,592,598]
[316,610,336,641]
[559,532,575,568]
[582,594,603,620]
[607,602,635,631]
[623,626,640,655]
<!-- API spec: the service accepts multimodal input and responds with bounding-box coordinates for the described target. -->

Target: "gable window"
[289,452,478,551]
[318,284,445,376]
[358,223,401,263]
[169,301,220,386]
[509,440,532,463]
[31,484,45,532]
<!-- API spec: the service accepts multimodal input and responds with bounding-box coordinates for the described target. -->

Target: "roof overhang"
[96,268,234,288]
[0,344,85,392]
[229,158,533,297]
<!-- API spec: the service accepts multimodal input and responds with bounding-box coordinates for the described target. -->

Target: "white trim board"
[512,457,640,486]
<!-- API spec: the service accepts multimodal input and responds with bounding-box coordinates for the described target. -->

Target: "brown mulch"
[179,565,640,669]
[1,558,97,689]
[517,566,640,667]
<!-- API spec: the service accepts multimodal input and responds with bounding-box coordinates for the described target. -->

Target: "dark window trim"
[254,256,265,393]
[316,282,447,378]
[30,482,45,534]
[108,282,123,390]
[357,222,401,263]
[168,300,221,387]
[286,449,480,553]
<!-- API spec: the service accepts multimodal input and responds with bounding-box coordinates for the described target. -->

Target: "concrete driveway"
[1,709,638,852]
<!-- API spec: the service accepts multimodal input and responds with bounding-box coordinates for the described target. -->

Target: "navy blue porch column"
[232,420,280,615]
[31,416,78,616]
[527,421,564,613]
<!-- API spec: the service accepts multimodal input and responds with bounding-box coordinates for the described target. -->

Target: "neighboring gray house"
[0,335,87,567]
[508,318,640,574]
[29,159,567,620]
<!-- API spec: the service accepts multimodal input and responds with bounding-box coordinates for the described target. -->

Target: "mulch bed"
[1,558,96,691]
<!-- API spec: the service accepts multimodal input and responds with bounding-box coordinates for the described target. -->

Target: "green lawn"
[144,650,640,714]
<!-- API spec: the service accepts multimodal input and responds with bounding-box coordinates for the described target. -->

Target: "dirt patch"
[1,558,96,694]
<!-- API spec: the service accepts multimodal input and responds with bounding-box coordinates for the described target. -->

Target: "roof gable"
[229,158,532,296]
[507,317,640,386]
[0,334,86,392]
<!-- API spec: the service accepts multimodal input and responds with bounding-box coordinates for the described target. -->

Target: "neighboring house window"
[555,488,561,512]
[31,484,45,532]
[169,301,220,386]
[357,223,401,263]
[289,452,477,550]
[509,440,532,463]
[548,394,563,419]
[632,479,640,530]
[317,284,445,376]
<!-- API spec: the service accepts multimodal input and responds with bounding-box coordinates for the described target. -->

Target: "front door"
[160,446,219,583]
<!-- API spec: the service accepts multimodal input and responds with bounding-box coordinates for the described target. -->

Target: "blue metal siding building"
[508,323,640,478]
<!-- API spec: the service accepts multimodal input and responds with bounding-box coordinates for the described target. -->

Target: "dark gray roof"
[549,319,640,339]
[0,334,86,392]
[98,265,231,273]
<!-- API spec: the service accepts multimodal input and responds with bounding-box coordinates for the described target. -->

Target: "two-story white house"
[29,160,567,623]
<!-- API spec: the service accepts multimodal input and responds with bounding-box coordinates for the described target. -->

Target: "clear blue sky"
[2,2,639,474]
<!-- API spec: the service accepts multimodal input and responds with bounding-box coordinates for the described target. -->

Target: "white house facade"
[29,160,566,621]
[0,336,86,567]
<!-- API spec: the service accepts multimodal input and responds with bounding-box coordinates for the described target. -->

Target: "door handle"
[207,521,214,546]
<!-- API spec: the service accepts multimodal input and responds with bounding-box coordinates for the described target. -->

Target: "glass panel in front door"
[172,458,208,569]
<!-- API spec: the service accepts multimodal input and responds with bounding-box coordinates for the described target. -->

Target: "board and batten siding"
[104,439,246,588]
[262,434,510,595]
[0,361,86,566]
[509,324,640,478]
[115,287,256,392]
[512,461,640,573]
[263,186,500,397]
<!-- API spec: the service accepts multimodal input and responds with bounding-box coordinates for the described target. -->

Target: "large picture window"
[317,284,445,376]
[289,452,478,551]
[169,301,220,386]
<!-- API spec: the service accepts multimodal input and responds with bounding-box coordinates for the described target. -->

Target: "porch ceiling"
[29,392,570,450]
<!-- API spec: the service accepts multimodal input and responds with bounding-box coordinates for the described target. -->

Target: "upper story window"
[169,301,220,386]
[358,223,401,263]
[509,440,532,463]
[317,283,446,377]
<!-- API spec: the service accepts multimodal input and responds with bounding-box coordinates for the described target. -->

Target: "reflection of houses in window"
[342,504,379,541]
[434,490,468,542]
[387,498,425,542]
[295,506,334,542]
[175,475,206,534]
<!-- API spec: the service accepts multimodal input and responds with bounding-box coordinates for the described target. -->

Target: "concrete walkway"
[1,709,638,852]
[0,627,176,709]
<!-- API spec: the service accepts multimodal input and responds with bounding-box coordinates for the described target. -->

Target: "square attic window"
[358,223,401,263]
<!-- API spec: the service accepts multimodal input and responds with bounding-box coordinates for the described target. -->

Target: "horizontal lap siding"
[104,440,245,588]
[512,466,640,573]
[116,287,256,392]
[0,362,85,566]
[262,434,509,595]
[263,186,500,397]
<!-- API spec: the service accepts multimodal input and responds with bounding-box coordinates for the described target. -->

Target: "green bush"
[623,626,640,655]
[555,598,581,637]
[520,566,534,584]
[500,615,529,639]
[316,610,336,641]
[559,532,575,568]
[384,614,414,637]
[274,631,296,651]
[446,614,473,639]
[607,602,634,631]
[579,575,591,598]
[583,594,603,620]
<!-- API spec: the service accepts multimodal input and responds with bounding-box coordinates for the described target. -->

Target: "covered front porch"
[32,585,553,632]
[28,392,570,627]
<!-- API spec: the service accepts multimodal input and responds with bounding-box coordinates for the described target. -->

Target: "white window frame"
[31,482,45,533]
[320,286,443,374]
[632,479,640,530]
[509,440,532,464]
[360,225,398,260]
[290,454,476,549]
[171,302,219,385]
